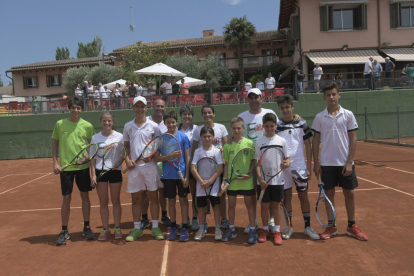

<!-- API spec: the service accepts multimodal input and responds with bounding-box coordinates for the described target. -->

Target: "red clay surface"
[0,141,414,276]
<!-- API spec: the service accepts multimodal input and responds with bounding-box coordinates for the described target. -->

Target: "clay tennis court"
[0,141,413,275]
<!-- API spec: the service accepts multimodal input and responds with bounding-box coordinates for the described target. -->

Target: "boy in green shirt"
[52,97,96,246]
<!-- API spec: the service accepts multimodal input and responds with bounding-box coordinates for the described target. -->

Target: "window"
[390,2,414,28]
[320,3,367,31]
[47,75,62,87]
[23,77,37,89]
[234,50,255,57]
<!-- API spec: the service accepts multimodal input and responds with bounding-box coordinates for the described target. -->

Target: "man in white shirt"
[136,82,143,97]
[245,82,252,91]
[265,73,275,90]
[313,64,323,92]
[256,78,265,90]
[148,81,157,96]
[160,78,172,95]
[363,57,375,90]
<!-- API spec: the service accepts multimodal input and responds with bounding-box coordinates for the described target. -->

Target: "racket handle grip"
[257,189,265,203]
[178,172,185,185]
[218,183,229,197]
[61,165,69,170]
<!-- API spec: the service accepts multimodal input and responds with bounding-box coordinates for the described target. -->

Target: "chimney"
[203,30,215,38]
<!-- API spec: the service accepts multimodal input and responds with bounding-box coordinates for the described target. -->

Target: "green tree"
[0,74,3,87]
[87,63,123,86]
[257,61,290,84]
[55,47,70,60]
[166,53,233,90]
[223,16,256,84]
[77,36,102,58]
[120,41,169,83]
[63,66,91,96]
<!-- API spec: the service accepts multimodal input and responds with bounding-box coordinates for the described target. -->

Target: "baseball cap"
[385,57,390,60]
[133,96,147,106]
[247,88,262,96]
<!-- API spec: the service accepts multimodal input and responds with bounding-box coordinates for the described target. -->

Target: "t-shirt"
[255,135,289,185]
[238,108,278,144]
[192,123,228,149]
[51,118,96,171]
[295,70,304,81]
[265,77,275,89]
[115,89,122,97]
[364,60,372,75]
[75,88,82,96]
[161,131,190,180]
[385,60,394,72]
[223,138,255,190]
[256,82,265,90]
[32,99,38,107]
[123,118,161,168]
[161,82,172,94]
[129,86,137,97]
[180,83,189,94]
[101,90,110,99]
[172,83,180,94]
[147,115,167,134]
[311,106,358,166]
[81,85,88,95]
[276,119,312,170]
[87,85,94,96]
[178,123,197,157]
[372,63,382,77]
[91,131,124,170]
[313,67,323,80]
[406,67,414,77]
[192,147,224,197]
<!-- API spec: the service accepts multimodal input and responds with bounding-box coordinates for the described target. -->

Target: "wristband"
[223,178,228,182]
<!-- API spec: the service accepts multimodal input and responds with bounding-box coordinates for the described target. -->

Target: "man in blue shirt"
[384,57,395,87]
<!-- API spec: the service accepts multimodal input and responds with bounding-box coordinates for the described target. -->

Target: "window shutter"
[320,6,328,31]
[363,4,367,30]
[46,75,51,87]
[58,74,62,86]
[23,78,27,89]
[34,77,38,88]
[390,3,398,29]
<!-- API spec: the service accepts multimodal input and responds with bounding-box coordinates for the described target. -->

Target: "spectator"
[81,81,88,97]
[256,78,265,90]
[94,86,101,109]
[129,82,137,97]
[32,96,38,114]
[265,72,275,89]
[363,57,375,90]
[406,63,414,86]
[148,81,157,96]
[137,82,143,97]
[233,80,241,92]
[114,83,122,109]
[372,59,383,89]
[87,80,94,100]
[172,78,180,95]
[401,65,407,77]
[294,66,305,94]
[98,83,105,98]
[142,83,149,96]
[313,63,323,92]
[245,82,252,91]
[75,84,83,98]
[324,75,332,81]
[101,86,110,99]
[180,78,189,94]
[161,78,172,95]
[384,57,395,78]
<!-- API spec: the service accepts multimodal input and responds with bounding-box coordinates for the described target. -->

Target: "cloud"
[223,0,244,5]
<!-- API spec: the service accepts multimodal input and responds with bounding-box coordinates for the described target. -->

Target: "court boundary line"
[357,177,414,198]
[357,160,414,175]
[0,172,49,180]
[160,240,169,276]
[0,188,389,214]
[0,173,53,195]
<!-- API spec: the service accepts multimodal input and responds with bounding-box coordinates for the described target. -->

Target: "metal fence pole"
[365,107,368,140]
[397,105,400,144]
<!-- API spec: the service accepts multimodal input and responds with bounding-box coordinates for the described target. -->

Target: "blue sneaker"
[179,228,189,242]
[168,227,178,241]
[179,220,191,230]
[248,229,258,244]
[161,215,171,227]
[220,220,230,229]
[191,219,199,231]
[221,229,237,242]
[204,222,208,233]
[140,218,150,230]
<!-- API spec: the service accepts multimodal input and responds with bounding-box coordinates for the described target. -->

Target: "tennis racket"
[61,143,98,170]
[122,136,162,174]
[159,133,185,184]
[279,201,292,237]
[258,146,286,203]
[196,157,219,209]
[96,142,126,182]
[315,175,336,228]
[218,147,255,196]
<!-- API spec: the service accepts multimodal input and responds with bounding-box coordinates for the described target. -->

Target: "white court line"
[0,173,49,180]
[0,173,53,195]
[160,240,169,276]
[357,177,414,198]
[357,160,414,175]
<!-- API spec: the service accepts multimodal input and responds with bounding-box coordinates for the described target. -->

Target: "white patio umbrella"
[102,79,127,90]
[134,63,186,77]
[176,77,206,87]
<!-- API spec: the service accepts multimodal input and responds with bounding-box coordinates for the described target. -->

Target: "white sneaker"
[281,226,294,240]
[215,228,223,241]
[304,226,320,240]
[244,219,259,234]
[194,228,205,241]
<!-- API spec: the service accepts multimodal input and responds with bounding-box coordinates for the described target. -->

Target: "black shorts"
[60,168,92,196]
[162,179,190,199]
[227,189,255,196]
[95,169,122,183]
[257,185,284,203]
[321,165,358,190]
[196,196,220,208]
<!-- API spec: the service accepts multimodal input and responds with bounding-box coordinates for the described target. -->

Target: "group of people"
[52,82,368,246]
[234,73,277,93]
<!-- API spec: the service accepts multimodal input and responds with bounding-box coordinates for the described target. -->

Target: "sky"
[0,0,280,84]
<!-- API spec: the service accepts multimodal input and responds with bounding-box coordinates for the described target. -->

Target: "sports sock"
[84,221,90,228]
[162,211,167,217]
[62,225,68,231]
[215,225,220,229]
[153,220,159,228]
[249,225,256,230]
[274,225,281,232]
[182,224,188,229]
[229,225,235,230]
[199,224,204,231]
[263,225,269,231]
[134,221,141,229]
[171,222,177,228]
[348,221,356,228]
[303,212,311,228]
[192,217,197,220]
[142,214,148,220]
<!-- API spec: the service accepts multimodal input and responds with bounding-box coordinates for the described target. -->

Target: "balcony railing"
[220,55,278,70]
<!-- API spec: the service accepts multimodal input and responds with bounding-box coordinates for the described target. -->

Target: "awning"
[279,58,301,81]
[382,48,414,61]
[305,50,384,65]
[320,0,369,5]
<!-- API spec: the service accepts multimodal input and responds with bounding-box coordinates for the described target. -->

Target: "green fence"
[1,89,414,160]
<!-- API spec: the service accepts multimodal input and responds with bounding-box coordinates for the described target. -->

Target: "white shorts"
[127,164,163,193]
[283,169,309,192]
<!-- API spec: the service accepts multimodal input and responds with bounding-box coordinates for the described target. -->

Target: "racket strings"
[197,158,217,180]
[142,137,162,158]
[75,144,97,165]
[160,135,180,160]
[232,148,254,176]
[103,143,126,170]
[261,148,284,177]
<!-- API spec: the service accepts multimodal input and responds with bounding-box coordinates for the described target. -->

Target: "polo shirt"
[178,123,197,155]
[311,106,358,166]
[385,60,394,72]
[364,60,373,75]
[238,108,278,144]
[161,82,172,94]
[265,77,275,89]
[147,115,167,134]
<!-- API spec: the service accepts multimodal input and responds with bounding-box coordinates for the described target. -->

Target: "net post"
[364,107,368,140]
[397,105,400,144]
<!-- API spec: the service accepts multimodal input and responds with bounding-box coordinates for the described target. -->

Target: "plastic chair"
[48,102,61,112]
[221,93,234,104]
[192,94,206,105]
[213,94,221,105]
[101,99,110,109]
[21,103,30,114]
[272,88,285,99]
[262,90,272,102]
